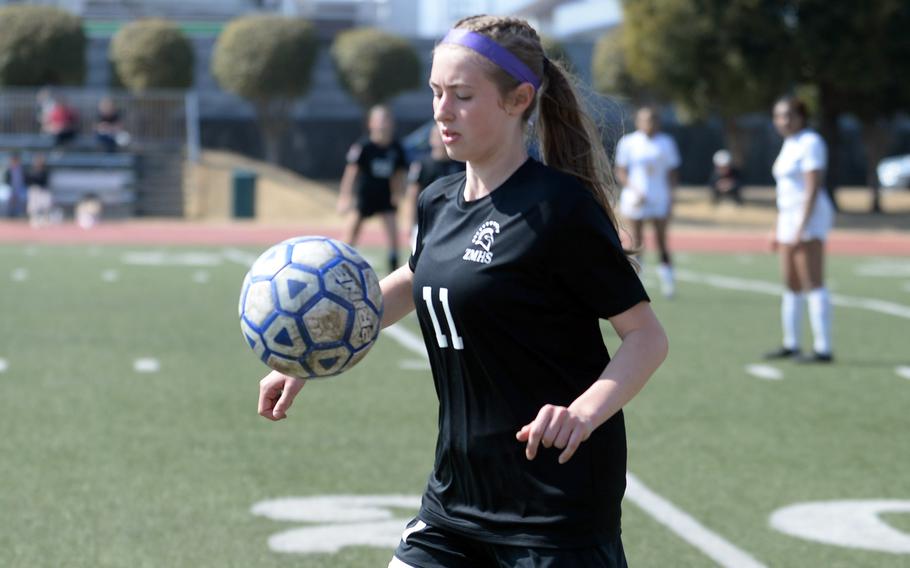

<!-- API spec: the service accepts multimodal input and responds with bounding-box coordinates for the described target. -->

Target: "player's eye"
[455,94,471,101]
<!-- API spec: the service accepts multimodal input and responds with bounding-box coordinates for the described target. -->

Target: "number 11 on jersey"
[422,286,464,350]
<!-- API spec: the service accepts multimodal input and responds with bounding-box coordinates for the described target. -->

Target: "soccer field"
[0,243,908,567]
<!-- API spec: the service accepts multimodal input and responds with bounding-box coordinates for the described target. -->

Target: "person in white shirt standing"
[614,106,681,297]
[765,96,835,363]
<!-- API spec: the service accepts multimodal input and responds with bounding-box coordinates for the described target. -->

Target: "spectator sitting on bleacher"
[42,95,80,147]
[94,97,128,153]
[3,152,29,218]
[708,149,743,205]
[26,153,53,227]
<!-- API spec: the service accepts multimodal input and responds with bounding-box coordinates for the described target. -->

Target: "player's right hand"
[258,371,306,421]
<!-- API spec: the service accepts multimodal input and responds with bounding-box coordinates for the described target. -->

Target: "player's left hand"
[516,404,594,465]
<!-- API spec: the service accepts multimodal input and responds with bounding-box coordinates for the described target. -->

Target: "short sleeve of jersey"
[614,135,630,168]
[551,193,649,319]
[663,134,681,169]
[408,186,430,271]
[407,161,422,184]
[800,133,827,172]
[345,142,363,165]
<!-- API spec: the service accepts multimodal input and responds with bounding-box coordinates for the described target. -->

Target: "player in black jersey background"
[259,14,668,568]
[404,127,466,250]
[337,104,409,274]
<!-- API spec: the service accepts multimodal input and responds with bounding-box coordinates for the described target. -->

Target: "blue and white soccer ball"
[239,236,383,379]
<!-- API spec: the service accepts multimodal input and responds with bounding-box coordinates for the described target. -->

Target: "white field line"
[11,268,28,282]
[626,474,767,568]
[896,366,910,380]
[382,322,764,567]
[745,364,783,381]
[0,358,7,373]
[222,248,258,267]
[101,269,119,282]
[676,269,910,320]
[133,358,160,373]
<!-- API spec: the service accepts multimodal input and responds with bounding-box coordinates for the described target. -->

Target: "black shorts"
[356,190,395,218]
[390,518,628,568]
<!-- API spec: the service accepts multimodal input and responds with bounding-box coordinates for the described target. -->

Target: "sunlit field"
[1,243,908,567]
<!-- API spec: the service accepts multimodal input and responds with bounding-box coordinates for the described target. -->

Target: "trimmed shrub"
[0,5,86,86]
[110,19,194,91]
[211,15,319,101]
[331,27,421,108]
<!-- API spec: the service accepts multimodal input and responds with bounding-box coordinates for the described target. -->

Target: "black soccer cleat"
[763,346,800,360]
[795,351,834,364]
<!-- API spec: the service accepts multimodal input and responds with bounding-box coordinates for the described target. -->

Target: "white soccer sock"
[807,287,832,354]
[781,290,803,350]
[658,263,675,297]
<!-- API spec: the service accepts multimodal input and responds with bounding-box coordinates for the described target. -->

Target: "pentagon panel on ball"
[238,236,383,379]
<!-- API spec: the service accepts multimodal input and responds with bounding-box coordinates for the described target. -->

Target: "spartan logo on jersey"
[463,220,500,264]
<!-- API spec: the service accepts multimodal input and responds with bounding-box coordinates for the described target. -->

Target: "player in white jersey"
[614,107,681,297]
[765,96,835,363]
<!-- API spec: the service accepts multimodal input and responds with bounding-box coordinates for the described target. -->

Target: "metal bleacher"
[1,88,188,218]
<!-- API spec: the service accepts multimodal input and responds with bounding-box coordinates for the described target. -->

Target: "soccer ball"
[239,236,383,379]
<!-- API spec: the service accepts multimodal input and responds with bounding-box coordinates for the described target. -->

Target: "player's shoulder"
[796,129,825,147]
[523,159,594,210]
[418,169,465,206]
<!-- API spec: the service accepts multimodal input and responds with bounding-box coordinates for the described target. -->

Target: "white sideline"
[745,364,783,381]
[676,269,910,320]
[626,474,767,568]
[381,321,765,567]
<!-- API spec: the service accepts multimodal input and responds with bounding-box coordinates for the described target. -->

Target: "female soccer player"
[765,96,835,363]
[337,104,409,274]
[259,15,668,567]
[614,106,681,298]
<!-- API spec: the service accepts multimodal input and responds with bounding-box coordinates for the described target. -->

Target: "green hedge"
[110,19,194,91]
[0,5,86,86]
[331,27,421,108]
[211,15,319,101]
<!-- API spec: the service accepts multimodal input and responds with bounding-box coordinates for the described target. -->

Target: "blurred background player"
[765,95,835,363]
[259,14,668,567]
[337,104,408,274]
[404,126,465,249]
[614,106,681,298]
[708,149,743,206]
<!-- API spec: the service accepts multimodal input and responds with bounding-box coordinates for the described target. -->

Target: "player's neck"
[464,145,528,201]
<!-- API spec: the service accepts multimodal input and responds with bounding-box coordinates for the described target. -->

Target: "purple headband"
[440,28,541,90]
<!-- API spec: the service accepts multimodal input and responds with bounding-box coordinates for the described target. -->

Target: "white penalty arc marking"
[626,474,767,568]
[383,323,764,567]
[745,364,783,381]
[770,500,910,554]
[896,366,910,380]
[676,269,910,320]
[133,358,160,373]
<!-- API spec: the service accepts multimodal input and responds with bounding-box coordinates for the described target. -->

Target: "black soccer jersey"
[409,158,649,548]
[347,137,408,216]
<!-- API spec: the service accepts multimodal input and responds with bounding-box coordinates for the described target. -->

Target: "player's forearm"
[338,165,357,200]
[379,264,416,328]
[568,323,668,431]
[614,167,628,187]
[800,170,822,226]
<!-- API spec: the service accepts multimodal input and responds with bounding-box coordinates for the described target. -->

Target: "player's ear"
[504,83,535,116]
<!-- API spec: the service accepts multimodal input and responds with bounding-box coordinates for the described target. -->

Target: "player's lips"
[440,129,460,144]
